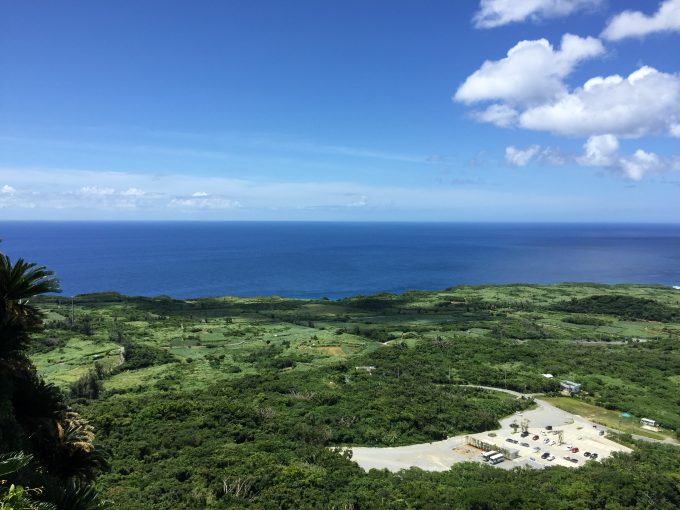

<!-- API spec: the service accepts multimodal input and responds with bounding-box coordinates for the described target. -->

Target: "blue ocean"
[1,222,679,299]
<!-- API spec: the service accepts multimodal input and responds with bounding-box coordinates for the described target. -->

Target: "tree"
[0,253,60,357]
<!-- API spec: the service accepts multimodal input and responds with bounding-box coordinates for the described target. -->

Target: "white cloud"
[455,32,680,180]
[473,104,519,127]
[539,147,568,165]
[80,185,116,196]
[1,185,15,194]
[454,35,604,107]
[168,197,241,209]
[347,195,368,207]
[619,150,663,181]
[578,134,619,166]
[578,135,665,180]
[505,145,541,166]
[192,191,209,197]
[0,165,592,220]
[121,187,146,196]
[473,0,602,28]
[602,0,680,41]
[519,66,680,137]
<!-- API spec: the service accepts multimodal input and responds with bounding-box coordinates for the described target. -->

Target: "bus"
[481,451,498,462]
[489,453,505,465]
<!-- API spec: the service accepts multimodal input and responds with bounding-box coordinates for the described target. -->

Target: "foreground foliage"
[0,252,108,509]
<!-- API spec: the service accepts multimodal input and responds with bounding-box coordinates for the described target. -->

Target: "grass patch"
[542,396,673,441]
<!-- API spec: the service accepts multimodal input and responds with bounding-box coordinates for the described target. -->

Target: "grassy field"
[542,396,674,441]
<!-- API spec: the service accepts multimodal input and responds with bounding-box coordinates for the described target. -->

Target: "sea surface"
[1,222,679,299]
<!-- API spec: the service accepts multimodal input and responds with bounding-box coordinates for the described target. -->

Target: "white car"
[547,456,555,461]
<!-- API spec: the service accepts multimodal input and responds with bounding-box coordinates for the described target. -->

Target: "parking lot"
[349,392,632,472]
[466,418,631,469]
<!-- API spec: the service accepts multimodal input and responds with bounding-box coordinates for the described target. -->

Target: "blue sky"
[1,0,679,221]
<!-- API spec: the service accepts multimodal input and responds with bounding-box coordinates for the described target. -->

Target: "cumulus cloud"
[473,0,602,28]
[505,145,541,166]
[455,33,680,140]
[473,104,519,127]
[602,0,680,41]
[500,137,672,180]
[454,31,680,181]
[578,134,619,166]
[454,35,604,107]
[578,135,666,180]
[191,191,209,197]
[1,185,15,194]
[519,66,680,138]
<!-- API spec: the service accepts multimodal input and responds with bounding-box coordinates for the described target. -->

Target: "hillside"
[28,284,680,508]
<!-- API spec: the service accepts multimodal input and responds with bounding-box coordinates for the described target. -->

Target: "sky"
[1,0,679,221]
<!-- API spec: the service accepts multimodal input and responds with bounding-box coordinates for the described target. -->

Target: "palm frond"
[0,451,33,477]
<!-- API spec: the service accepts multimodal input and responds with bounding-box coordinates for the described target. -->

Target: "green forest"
[2,253,680,509]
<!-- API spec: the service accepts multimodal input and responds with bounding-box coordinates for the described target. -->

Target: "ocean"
[1,222,679,299]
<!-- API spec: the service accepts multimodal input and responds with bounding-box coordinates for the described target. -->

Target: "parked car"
[533,446,541,453]
[571,447,579,453]
[598,430,605,436]
[520,431,529,438]
[584,452,591,458]
[546,425,553,430]
[506,438,519,444]
[543,438,550,444]
[547,455,555,461]
[532,435,540,441]
[541,452,550,459]
[569,458,578,464]
[521,442,530,447]
[591,453,599,460]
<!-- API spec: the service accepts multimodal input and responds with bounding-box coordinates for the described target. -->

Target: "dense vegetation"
[3,253,680,508]
[0,252,108,509]
[553,294,680,322]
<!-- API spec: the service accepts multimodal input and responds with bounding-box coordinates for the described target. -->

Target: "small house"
[560,380,581,394]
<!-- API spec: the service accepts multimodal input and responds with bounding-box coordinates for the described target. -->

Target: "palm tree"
[0,253,60,357]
